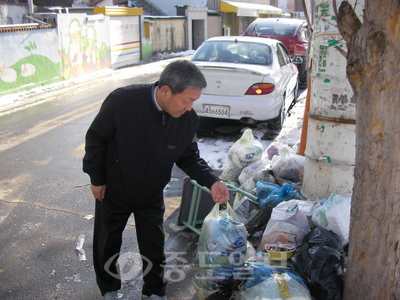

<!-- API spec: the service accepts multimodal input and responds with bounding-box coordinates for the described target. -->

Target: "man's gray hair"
[158,60,207,94]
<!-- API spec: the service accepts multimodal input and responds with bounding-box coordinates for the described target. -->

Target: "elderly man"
[83,60,229,300]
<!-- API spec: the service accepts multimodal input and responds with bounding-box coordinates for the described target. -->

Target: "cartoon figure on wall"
[0,36,61,97]
[60,18,111,80]
[0,16,111,97]
[0,41,38,84]
[0,65,18,84]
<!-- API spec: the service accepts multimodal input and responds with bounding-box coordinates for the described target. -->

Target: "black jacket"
[83,83,220,206]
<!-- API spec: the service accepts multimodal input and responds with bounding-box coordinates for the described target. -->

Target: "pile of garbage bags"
[193,199,349,300]
[192,129,351,300]
[220,129,306,232]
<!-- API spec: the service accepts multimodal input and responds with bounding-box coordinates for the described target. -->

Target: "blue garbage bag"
[257,182,302,213]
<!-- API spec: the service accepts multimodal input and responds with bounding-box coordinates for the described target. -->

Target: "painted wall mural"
[0,13,112,97]
[0,29,61,97]
[57,14,111,80]
[1,10,186,98]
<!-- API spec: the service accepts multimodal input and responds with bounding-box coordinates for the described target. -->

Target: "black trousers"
[93,193,166,297]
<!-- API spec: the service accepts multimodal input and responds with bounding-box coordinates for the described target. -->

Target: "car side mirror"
[291,56,303,64]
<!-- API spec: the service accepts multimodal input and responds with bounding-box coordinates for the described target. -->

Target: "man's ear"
[159,85,171,98]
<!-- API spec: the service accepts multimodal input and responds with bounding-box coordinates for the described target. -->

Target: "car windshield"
[191,40,272,65]
[254,22,298,36]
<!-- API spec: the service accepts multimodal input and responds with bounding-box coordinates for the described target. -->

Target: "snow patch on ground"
[198,89,307,171]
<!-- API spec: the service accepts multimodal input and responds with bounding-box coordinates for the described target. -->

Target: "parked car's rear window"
[253,22,297,36]
[191,41,272,65]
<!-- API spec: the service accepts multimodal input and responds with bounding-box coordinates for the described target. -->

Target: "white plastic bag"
[220,129,263,183]
[294,199,317,217]
[261,200,310,247]
[193,203,248,300]
[312,193,351,246]
[238,158,271,186]
[237,158,276,193]
[271,145,305,187]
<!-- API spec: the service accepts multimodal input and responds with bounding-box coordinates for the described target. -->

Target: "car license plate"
[203,104,230,118]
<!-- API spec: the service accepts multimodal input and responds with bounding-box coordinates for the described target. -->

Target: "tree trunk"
[337,1,400,299]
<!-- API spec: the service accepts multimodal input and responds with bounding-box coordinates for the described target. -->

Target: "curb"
[0,68,114,117]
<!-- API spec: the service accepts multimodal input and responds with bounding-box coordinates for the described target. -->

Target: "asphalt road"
[0,57,209,300]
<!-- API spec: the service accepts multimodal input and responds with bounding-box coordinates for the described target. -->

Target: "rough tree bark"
[336,1,400,299]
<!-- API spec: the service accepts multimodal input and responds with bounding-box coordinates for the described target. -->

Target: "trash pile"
[192,129,351,300]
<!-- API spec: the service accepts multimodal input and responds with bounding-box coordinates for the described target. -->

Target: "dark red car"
[243,18,310,88]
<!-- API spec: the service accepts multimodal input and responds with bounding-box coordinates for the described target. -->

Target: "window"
[276,43,290,66]
[191,41,272,65]
[301,25,310,40]
[256,21,297,36]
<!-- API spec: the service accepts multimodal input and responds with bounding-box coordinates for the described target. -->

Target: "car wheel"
[268,97,286,130]
[299,70,308,89]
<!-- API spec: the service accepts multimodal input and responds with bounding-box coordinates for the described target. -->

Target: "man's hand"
[210,181,229,204]
[91,184,106,201]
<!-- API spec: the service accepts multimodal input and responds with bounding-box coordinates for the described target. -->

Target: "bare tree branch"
[334,45,347,58]
[301,0,313,31]
[332,0,339,22]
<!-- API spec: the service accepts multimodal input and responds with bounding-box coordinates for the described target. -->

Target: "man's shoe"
[103,291,119,299]
[140,294,167,300]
